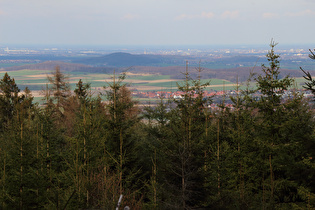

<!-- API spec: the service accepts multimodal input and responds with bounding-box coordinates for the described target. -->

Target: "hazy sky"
[1,0,315,46]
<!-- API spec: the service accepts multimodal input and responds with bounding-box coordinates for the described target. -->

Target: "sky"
[1,0,315,46]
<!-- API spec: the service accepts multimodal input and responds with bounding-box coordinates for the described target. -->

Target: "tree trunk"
[20,122,23,209]
[217,119,220,198]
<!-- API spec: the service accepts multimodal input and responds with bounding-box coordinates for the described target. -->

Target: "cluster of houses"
[130,89,314,110]
[132,90,226,99]
[132,89,314,99]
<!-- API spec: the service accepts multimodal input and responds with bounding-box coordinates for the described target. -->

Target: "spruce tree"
[153,63,211,209]
[0,73,37,208]
[254,41,301,208]
[0,73,21,129]
[103,71,142,207]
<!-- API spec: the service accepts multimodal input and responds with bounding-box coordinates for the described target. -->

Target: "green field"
[0,69,309,102]
[129,75,171,80]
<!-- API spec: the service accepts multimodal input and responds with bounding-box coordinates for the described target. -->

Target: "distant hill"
[76,52,169,67]
[3,61,115,73]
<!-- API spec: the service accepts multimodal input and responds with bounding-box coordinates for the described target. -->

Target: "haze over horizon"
[1,0,315,46]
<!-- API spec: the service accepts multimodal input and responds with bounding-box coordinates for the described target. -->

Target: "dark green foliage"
[142,65,212,209]
[0,73,22,128]
[256,42,293,105]
[0,73,38,209]
[101,71,144,208]
[0,43,314,209]
[74,79,90,102]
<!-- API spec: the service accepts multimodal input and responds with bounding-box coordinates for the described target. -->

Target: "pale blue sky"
[1,0,315,46]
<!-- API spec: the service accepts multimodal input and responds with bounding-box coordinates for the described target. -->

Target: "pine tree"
[37,66,72,208]
[64,79,107,208]
[142,95,172,209]
[0,73,38,208]
[152,63,211,209]
[103,71,142,207]
[299,48,315,209]
[254,41,299,208]
[0,73,21,129]
[47,65,71,109]
[300,48,315,95]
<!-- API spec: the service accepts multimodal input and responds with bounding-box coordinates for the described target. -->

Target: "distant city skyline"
[1,0,315,46]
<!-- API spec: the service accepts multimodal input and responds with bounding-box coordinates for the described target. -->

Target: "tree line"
[0,43,314,209]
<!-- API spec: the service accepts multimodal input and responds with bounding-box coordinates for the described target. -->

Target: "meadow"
[0,69,307,103]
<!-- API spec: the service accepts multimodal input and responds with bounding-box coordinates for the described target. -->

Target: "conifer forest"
[0,43,314,209]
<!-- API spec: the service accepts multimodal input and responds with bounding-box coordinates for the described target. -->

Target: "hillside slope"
[3,61,114,73]
[76,52,170,67]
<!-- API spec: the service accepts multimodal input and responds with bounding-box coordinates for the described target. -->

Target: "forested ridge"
[0,44,314,209]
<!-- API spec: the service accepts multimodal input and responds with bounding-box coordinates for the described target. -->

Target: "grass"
[128,75,171,80]
[0,69,50,76]
[0,69,308,97]
[138,81,177,87]
[292,77,307,89]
